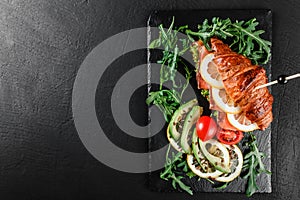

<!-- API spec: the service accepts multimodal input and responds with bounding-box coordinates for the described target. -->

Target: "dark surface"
[148,10,272,193]
[0,0,299,200]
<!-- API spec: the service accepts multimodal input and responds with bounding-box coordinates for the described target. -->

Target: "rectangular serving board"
[147,10,272,193]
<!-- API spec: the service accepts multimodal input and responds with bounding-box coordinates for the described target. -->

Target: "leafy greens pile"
[146,17,271,197]
[159,146,195,195]
[186,17,271,64]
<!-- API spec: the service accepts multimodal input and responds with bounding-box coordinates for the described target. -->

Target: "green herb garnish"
[147,17,192,122]
[186,17,271,64]
[146,89,180,122]
[200,89,210,101]
[215,182,229,190]
[149,17,191,92]
[160,145,194,195]
[243,132,271,197]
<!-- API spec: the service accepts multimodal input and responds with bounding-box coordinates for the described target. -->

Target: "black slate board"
[147,10,272,194]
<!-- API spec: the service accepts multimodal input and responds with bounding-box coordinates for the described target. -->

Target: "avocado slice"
[169,99,197,141]
[166,125,184,152]
[198,139,231,174]
[191,128,206,172]
[180,106,203,154]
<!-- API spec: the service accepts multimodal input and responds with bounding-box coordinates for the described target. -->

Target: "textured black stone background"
[0,0,299,200]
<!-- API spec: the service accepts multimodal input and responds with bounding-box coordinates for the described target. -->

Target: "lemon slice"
[200,53,224,89]
[187,139,231,179]
[211,87,242,114]
[215,144,243,182]
[187,154,223,179]
[227,113,259,132]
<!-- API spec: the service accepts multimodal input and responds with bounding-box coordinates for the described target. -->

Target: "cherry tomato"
[216,129,244,145]
[196,116,218,141]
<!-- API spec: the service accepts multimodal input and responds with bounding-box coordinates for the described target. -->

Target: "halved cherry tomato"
[216,129,244,145]
[196,116,218,141]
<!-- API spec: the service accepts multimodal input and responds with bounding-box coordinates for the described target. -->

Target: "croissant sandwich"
[195,38,273,131]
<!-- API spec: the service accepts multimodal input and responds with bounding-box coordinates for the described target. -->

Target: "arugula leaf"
[190,43,199,64]
[149,38,161,49]
[242,132,271,197]
[215,182,229,190]
[146,89,180,122]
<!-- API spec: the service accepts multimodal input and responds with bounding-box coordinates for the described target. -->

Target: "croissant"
[196,38,273,130]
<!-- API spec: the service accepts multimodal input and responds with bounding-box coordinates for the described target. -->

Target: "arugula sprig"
[146,89,180,122]
[147,17,192,122]
[242,132,271,197]
[186,17,271,64]
[160,145,195,195]
[149,17,192,92]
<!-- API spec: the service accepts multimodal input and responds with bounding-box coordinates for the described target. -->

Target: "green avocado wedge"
[180,106,203,154]
[191,128,206,172]
[169,99,198,141]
